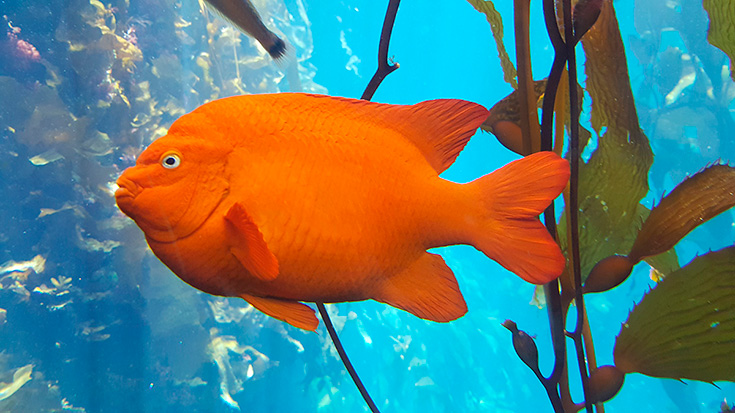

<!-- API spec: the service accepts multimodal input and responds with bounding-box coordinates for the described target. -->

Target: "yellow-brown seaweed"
[482,79,589,156]
[703,0,735,81]
[558,1,662,281]
[614,246,735,382]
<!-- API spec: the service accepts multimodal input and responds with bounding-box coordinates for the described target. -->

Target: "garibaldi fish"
[115,93,570,331]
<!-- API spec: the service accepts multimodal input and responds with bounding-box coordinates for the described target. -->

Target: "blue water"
[0,0,733,411]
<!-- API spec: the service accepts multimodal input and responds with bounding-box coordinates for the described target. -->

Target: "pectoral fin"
[225,202,279,281]
[241,293,319,331]
[373,253,467,322]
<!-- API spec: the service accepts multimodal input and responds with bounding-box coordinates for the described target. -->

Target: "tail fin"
[471,151,570,284]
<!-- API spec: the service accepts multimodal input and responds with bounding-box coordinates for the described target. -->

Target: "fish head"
[116,133,231,243]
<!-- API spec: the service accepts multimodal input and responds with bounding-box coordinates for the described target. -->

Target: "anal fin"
[374,253,467,322]
[241,293,319,331]
[225,202,279,281]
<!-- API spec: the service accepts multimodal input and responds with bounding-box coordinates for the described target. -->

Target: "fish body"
[116,93,569,330]
[203,0,286,59]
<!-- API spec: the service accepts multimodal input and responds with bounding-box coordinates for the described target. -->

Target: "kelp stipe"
[317,302,380,412]
[316,1,403,412]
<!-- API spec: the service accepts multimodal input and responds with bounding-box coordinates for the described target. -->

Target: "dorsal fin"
[349,97,489,173]
[387,99,490,173]
[282,94,490,174]
[395,99,488,173]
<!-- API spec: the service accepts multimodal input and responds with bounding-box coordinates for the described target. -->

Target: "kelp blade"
[629,164,735,262]
[558,1,659,281]
[703,0,735,81]
[614,247,735,382]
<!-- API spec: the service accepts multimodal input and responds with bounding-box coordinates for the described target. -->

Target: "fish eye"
[161,152,181,169]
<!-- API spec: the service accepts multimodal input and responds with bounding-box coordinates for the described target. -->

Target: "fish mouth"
[115,175,141,211]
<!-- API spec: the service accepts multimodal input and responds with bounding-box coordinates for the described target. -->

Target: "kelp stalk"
[540,0,566,153]
[361,0,401,100]
[537,0,568,409]
[320,2,404,411]
[563,0,593,410]
[538,0,602,409]
[317,303,380,413]
[540,0,567,394]
[514,0,541,154]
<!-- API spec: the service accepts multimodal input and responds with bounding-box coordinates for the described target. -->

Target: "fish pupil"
[161,153,180,169]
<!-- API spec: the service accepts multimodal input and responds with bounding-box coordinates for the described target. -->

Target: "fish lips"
[115,174,140,215]
[114,174,181,242]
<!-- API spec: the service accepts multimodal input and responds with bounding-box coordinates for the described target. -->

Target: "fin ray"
[225,202,279,281]
[241,293,318,331]
[470,151,570,284]
[374,253,467,322]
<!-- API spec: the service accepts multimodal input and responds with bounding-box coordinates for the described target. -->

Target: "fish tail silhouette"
[470,151,570,284]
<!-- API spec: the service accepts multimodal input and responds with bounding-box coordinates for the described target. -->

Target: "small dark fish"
[203,0,286,59]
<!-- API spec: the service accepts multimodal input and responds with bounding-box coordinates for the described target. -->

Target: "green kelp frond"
[703,0,735,81]
[558,2,661,281]
[582,145,735,293]
[465,0,517,88]
[581,2,648,146]
[614,247,735,382]
[561,201,679,285]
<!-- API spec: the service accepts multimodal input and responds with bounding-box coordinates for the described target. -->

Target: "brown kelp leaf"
[642,244,679,279]
[573,0,603,41]
[614,247,735,382]
[465,0,517,88]
[583,200,681,293]
[703,0,735,81]
[629,164,735,262]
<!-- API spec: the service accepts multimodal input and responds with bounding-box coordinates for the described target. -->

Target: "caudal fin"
[471,151,569,284]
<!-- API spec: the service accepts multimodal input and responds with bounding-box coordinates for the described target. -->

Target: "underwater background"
[0,0,733,411]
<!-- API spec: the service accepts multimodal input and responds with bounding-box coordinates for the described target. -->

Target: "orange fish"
[115,93,569,331]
